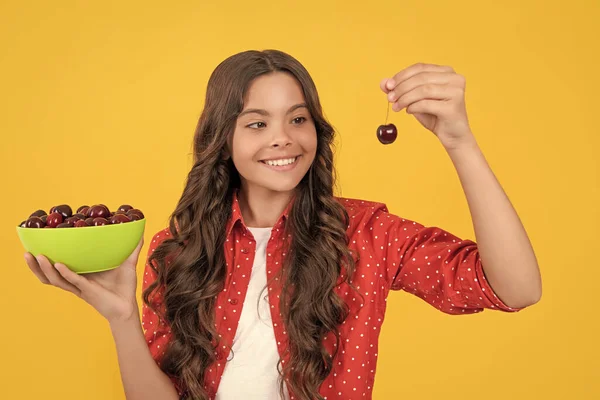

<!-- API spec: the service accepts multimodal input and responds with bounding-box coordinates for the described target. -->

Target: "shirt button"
[230,298,238,305]
[240,248,249,254]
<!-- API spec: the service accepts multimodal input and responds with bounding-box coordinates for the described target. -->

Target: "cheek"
[231,151,254,172]
[230,142,258,174]
[301,130,318,156]
[231,133,252,159]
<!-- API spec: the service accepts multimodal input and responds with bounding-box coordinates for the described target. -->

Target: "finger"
[406,99,444,115]
[36,255,82,296]
[392,84,452,112]
[386,63,455,91]
[24,252,50,284]
[53,263,93,296]
[387,71,455,104]
[380,78,391,94]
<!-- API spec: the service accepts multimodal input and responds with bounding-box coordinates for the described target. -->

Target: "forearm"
[109,309,179,400]
[446,137,542,308]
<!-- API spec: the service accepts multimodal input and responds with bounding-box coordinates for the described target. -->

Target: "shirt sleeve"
[141,229,186,397]
[372,207,524,315]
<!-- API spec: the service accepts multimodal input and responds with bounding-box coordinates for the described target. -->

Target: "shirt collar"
[225,189,294,237]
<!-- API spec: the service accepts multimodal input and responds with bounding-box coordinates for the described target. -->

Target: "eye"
[292,117,306,124]
[246,121,266,129]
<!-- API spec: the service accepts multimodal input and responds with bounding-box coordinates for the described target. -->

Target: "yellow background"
[1,0,598,398]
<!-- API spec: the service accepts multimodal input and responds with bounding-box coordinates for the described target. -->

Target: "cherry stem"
[385,101,390,124]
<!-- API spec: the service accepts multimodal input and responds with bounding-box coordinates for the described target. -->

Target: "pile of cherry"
[19,204,145,228]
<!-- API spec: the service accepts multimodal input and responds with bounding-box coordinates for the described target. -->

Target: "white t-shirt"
[216,227,290,400]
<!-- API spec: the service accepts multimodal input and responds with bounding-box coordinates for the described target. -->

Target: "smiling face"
[228,71,318,198]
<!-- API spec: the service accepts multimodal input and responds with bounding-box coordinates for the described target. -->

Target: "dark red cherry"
[85,217,95,226]
[30,209,47,218]
[88,205,110,219]
[377,124,397,145]
[25,217,45,228]
[129,213,143,221]
[118,204,133,213]
[56,222,73,228]
[110,214,131,224]
[74,220,88,228]
[127,208,144,219]
[65,216,80,225]
[46,212,63,228]
[76,205,90,215]
[92,217,109,226]
[53,204,73,219]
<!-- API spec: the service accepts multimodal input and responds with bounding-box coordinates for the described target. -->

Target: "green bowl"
[17,219,146,274]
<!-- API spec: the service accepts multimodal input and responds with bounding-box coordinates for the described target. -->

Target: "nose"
[269,126,293,148]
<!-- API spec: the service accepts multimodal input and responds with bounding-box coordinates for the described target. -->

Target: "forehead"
[243,72,306,107]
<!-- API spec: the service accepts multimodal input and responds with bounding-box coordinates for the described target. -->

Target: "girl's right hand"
[23,236,145,324]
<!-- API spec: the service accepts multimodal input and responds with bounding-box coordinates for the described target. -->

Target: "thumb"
[123,235,145,270]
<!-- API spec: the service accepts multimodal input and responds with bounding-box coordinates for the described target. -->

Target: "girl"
[25,49,542,400]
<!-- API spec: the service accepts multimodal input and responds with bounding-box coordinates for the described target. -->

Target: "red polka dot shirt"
[142,192,523,399]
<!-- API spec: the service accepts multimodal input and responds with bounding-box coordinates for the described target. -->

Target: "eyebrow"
[238,103,308,118]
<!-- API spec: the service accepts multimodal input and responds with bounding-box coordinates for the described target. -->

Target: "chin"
[260,180,301,193]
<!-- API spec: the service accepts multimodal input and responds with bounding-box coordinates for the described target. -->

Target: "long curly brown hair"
[143,49,359,400]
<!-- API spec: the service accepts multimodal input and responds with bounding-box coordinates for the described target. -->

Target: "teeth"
[265,157,296,166]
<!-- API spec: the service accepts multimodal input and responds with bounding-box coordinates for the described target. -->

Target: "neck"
[238,185,293,228]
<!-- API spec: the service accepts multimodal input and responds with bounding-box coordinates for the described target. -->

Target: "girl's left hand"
[380,63,475,150]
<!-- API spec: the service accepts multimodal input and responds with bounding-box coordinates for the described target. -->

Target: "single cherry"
[127,208,144,219]
[75,206,90,216]
[74,220,88,228]
[46,212,64,228]
[30,209,47,218]
[56,222,73,228]
[25,217,45,228]
[118,204,133,213]
[92,217,109,226]
[377,124,397,145]
[110,214,132,224]
[53,204,73,219]
[88,205,110,219]
[85,217,95,226]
